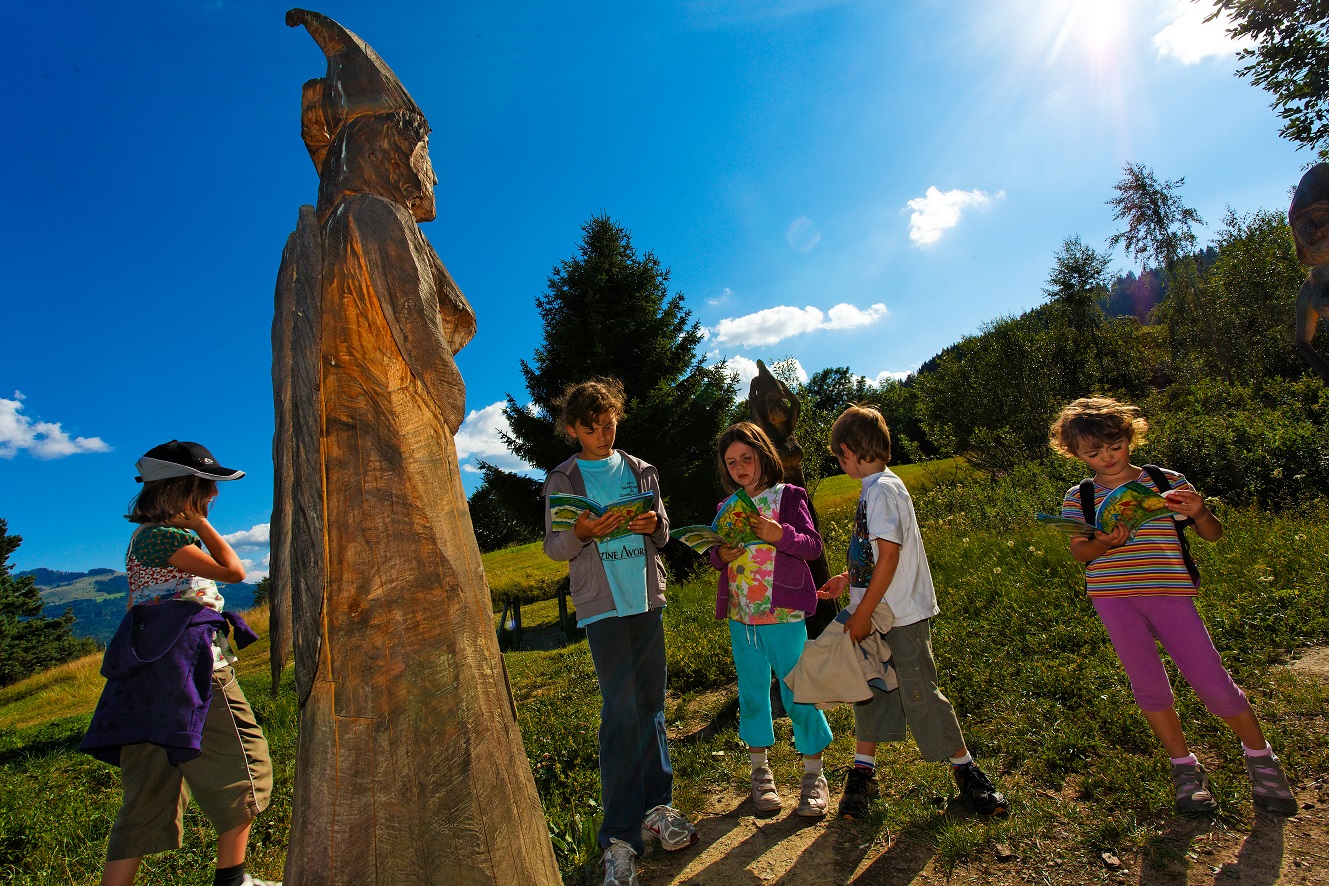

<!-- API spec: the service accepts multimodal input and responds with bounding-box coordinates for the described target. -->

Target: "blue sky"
[0,0,1308,578]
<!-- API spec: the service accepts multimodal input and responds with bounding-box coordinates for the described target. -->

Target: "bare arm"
[166,513,246,584]
[843,539,899,643]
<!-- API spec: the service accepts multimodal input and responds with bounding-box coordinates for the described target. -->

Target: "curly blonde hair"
[1049,396,1149,459]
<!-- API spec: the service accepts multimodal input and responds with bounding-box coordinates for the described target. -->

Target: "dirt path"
[638,652,1329,885]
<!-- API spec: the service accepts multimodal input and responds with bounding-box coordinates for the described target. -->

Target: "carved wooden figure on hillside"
[1291,163,1329,384]
[269,10,560,884]
[748,360,836,635]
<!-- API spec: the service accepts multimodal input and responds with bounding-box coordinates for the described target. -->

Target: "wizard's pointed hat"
[287,9,425,169]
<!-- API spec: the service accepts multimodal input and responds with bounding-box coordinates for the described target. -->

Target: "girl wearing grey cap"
[82,440,280,886]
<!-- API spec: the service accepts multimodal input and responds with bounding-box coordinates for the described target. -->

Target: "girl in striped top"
[1050,397,1296,817]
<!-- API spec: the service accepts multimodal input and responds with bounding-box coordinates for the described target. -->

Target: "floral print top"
[126,525,233,668]
[726,485,803,625]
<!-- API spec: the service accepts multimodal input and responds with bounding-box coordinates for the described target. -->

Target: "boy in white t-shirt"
[817,406,1008,818]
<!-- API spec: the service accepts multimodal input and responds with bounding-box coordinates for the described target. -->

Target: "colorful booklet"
[669,488,762,554]
[1036,481,1175,538]
[548,490,655,542]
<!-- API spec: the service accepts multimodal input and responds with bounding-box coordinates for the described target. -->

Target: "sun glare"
[1047,0,1129,67]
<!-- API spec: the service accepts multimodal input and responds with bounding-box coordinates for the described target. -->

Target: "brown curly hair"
[1049,396,1149,459]
[126,476,218,525]
[557,377,626,439]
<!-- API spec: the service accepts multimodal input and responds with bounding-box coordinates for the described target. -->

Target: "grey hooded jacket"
[542,451,669,622]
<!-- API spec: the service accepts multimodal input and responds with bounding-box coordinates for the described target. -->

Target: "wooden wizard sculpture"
[270,10,560,884]
[1291,163,1329,383]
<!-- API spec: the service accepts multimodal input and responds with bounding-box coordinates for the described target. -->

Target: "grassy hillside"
[3,461,1327,884]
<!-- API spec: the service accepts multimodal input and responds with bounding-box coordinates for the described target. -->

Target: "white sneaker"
[795,772,830,818]
[603,838,639,886]
[751,765,782,812]
[642,804,699,851]
[241,876,282,886]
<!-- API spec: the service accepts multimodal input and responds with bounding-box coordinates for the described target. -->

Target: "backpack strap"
[1140,464,1200,584]
[1078,478,1097,532]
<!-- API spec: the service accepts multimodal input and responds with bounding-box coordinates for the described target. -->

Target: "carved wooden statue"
[1291,163,1329,383]
[748,359,836,635]
[270,10,560,884]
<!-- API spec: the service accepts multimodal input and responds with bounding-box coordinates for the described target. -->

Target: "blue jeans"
[585,608,673,853]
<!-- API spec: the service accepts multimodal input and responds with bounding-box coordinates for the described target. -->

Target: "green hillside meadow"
[3,461,1327,884]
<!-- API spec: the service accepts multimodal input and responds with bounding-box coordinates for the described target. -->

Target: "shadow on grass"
[1210,810,1287,886]
[844,818,938,885]
[0,719,86,764]
[1136,809,1287,886]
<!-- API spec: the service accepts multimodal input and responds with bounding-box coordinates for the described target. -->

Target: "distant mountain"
[21,567,257,646]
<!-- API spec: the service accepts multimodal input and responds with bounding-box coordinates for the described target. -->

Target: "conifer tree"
[0,519,95,687]
[496,215,734,538]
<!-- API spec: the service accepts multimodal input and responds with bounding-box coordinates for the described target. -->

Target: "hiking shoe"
[1172,760,1218,814]
[602,838,638,886]
[953,761,1009,816]
[751,765,782,812]
[1246,752,1298,815]
[643,804,698,851]
[795,772,830,818]
[838,766,879,818]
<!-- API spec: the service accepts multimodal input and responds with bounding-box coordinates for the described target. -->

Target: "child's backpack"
[1078,464,1199,583]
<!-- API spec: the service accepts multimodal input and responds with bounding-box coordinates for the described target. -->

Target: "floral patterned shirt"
[726,485,803,625]
[126,525,233,668]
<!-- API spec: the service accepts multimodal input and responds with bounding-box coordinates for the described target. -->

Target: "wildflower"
[1259,575,1275,583]
[1028,545,1036,552]
[1296,533,1307,541]
[1007,540,1015,547]
[993,567,1002,574]
[962,537,970,544]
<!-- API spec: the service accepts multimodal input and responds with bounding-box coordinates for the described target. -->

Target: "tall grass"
[2,462,1326,883]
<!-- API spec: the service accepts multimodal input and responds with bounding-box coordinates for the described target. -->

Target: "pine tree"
[0,519,96,687]
[497,215,735,538]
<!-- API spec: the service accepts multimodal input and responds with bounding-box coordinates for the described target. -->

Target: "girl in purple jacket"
[710,422,833,817]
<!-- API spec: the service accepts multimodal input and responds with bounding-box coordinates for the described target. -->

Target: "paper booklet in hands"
[1036,481,1175,539]
[669,488,763,554]
[549,490,655,542]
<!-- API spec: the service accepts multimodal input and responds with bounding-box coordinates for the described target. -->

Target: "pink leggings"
[1092,595,1249,717]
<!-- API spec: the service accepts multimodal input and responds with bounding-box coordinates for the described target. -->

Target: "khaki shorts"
[852,618,966,761]
[106,665,273,861]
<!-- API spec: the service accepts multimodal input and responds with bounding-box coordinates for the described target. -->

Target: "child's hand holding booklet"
[670,488,763,553]
[548,490,655,542]
[1036,481,1175,539]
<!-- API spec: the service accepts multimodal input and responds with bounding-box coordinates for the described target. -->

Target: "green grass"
[3,459,1327,884]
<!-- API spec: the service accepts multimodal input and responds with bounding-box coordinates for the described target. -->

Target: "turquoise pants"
[728,619,833,755]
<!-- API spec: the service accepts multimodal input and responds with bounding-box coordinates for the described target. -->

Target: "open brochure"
[669,488,762,554]
[548,490,655,542]
[1036,480,1175,538]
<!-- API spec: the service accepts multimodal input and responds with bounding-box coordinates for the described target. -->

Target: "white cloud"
[223,523,270,548]
[454,401,540,475]
[1153,2,1252,65]
[236,550,270,584]
[721,356,808,393]
[906,187,1002,246]
[711,302,889,347]
[872,369,912,384]
[0,391,111,460]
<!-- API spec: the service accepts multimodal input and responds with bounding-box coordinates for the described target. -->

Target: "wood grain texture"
[272,11,560,883]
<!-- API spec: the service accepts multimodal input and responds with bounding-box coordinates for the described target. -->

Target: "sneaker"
[751,765,782,812]
[1246,752,1298,815]
[603,838,638,886]
[838,766,879,818]
[1172,761,1218,814]
[240,877,281,886]
[795,772,830,818]
[953,761,1009,816]
[643,804,699,851]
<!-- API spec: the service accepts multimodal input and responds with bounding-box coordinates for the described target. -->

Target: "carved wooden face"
[407,138,438,222]
[1293,201,1329,267]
